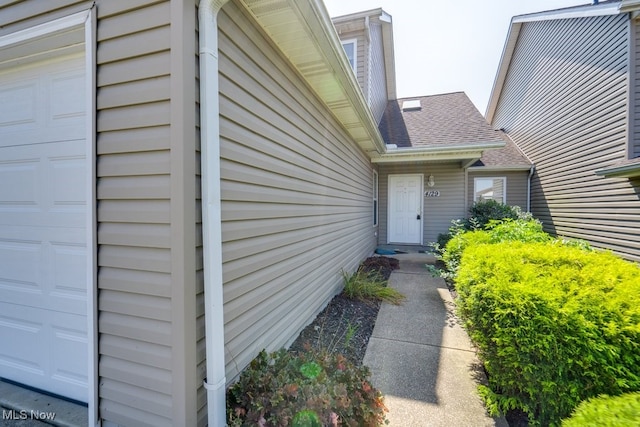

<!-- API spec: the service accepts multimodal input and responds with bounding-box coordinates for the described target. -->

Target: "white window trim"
[341,38,357,74]
[372,170,378,226]
[473,177,507,204]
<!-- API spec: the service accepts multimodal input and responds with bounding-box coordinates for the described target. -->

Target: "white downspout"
[527,164,535,212]
[198,1,229,426]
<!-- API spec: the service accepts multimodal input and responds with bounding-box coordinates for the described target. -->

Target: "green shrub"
[432,201,528,255]
[342,269,405,305]
[455,242,640,426]
[562,392,640,426]
[468,199,528,228]
[440,218,551,281]
[227,349,388,426]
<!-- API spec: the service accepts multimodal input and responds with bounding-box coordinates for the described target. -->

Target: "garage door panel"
[0,302,88,402]
[0,237,41,288]
[50,153,87,209]
[0,54,84,148]
[0,78,38,131]
[0,305,45,374]
[50,71,85,123]
[0,140,86,227]
[0,52,89,402]
[0,157,40,207]
[0,227,86,315]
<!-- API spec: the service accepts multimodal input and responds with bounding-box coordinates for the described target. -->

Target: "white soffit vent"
[402,99,421,111]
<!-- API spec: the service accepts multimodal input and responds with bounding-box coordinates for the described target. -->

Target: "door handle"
[416,214,421,220]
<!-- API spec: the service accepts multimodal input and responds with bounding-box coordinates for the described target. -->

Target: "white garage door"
[0,52,88,403]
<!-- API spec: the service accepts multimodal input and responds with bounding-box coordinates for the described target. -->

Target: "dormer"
[332,9,397,125]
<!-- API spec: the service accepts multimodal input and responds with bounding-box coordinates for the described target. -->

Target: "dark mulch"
[289,255,528,426]
[288,256,399,366]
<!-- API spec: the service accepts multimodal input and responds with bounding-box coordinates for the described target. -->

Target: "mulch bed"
[288,256,399,366]
[289,255,528,426]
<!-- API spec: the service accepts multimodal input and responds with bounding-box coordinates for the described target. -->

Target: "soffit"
[240,0,386,157]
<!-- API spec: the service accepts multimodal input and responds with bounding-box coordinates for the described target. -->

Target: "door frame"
[0,9,97,425]
[387,174,424,245]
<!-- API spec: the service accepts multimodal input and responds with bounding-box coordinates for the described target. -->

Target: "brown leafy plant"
[227,348,389,426]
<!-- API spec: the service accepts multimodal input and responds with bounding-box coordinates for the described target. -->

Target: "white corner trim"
[0,9,90,48]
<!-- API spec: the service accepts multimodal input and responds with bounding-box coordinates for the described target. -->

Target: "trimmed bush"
[433,200,530,253]
[562,392,640,426]
[456,242,640,426]
[227,349,388,426]
[440,219,551,281]
[468,199,521,228]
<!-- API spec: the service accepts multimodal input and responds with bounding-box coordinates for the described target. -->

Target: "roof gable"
[486,0,627,122]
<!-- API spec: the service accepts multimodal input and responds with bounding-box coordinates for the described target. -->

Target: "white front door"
[0,53,89,402]
[388,175,423,244]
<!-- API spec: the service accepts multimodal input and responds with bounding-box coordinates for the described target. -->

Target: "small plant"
[227,349,388,426]
[342,269,405,305]
[562,392,640,426]
[343,321,358,349]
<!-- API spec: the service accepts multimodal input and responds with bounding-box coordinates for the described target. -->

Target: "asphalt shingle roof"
[379,91,531,167]
[379,92,504,148]
[472,132,532,168]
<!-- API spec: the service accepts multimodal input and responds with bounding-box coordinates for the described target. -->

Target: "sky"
[323,0,590,114]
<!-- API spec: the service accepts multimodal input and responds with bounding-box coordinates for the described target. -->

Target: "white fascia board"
[373,142,506,164]
[485,21,521,122]
[513,3,621,23]
[467,165,533,172]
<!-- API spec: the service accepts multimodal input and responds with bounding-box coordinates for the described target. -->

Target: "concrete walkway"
[363,253,508,427]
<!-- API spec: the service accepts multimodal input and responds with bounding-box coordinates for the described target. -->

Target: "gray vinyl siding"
[217,2,376,384]
[378,163,466,245]
[634,19,640,158]
[492,14,640,262]
[369,21,389,124]
[467,171,529,211]
[98,1,199,426]
[341,31,366,99]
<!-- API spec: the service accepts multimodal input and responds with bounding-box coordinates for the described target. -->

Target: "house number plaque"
[425,190,440,197]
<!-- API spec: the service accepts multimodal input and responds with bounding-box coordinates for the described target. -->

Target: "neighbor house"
[486,0,640,262]
[0,1,527,426]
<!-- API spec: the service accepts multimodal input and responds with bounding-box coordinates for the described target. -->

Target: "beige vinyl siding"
[492,14,640,261]
[379,164,466,245]
[98,0,199,426]
[467,171,529,210]
[218,2,376,383]
[369,21,388,124]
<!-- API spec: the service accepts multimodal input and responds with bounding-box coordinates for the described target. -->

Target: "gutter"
[198,1,229,426]
[527,164,535,213]
[595,159,640,178]
[373,141,506,163]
